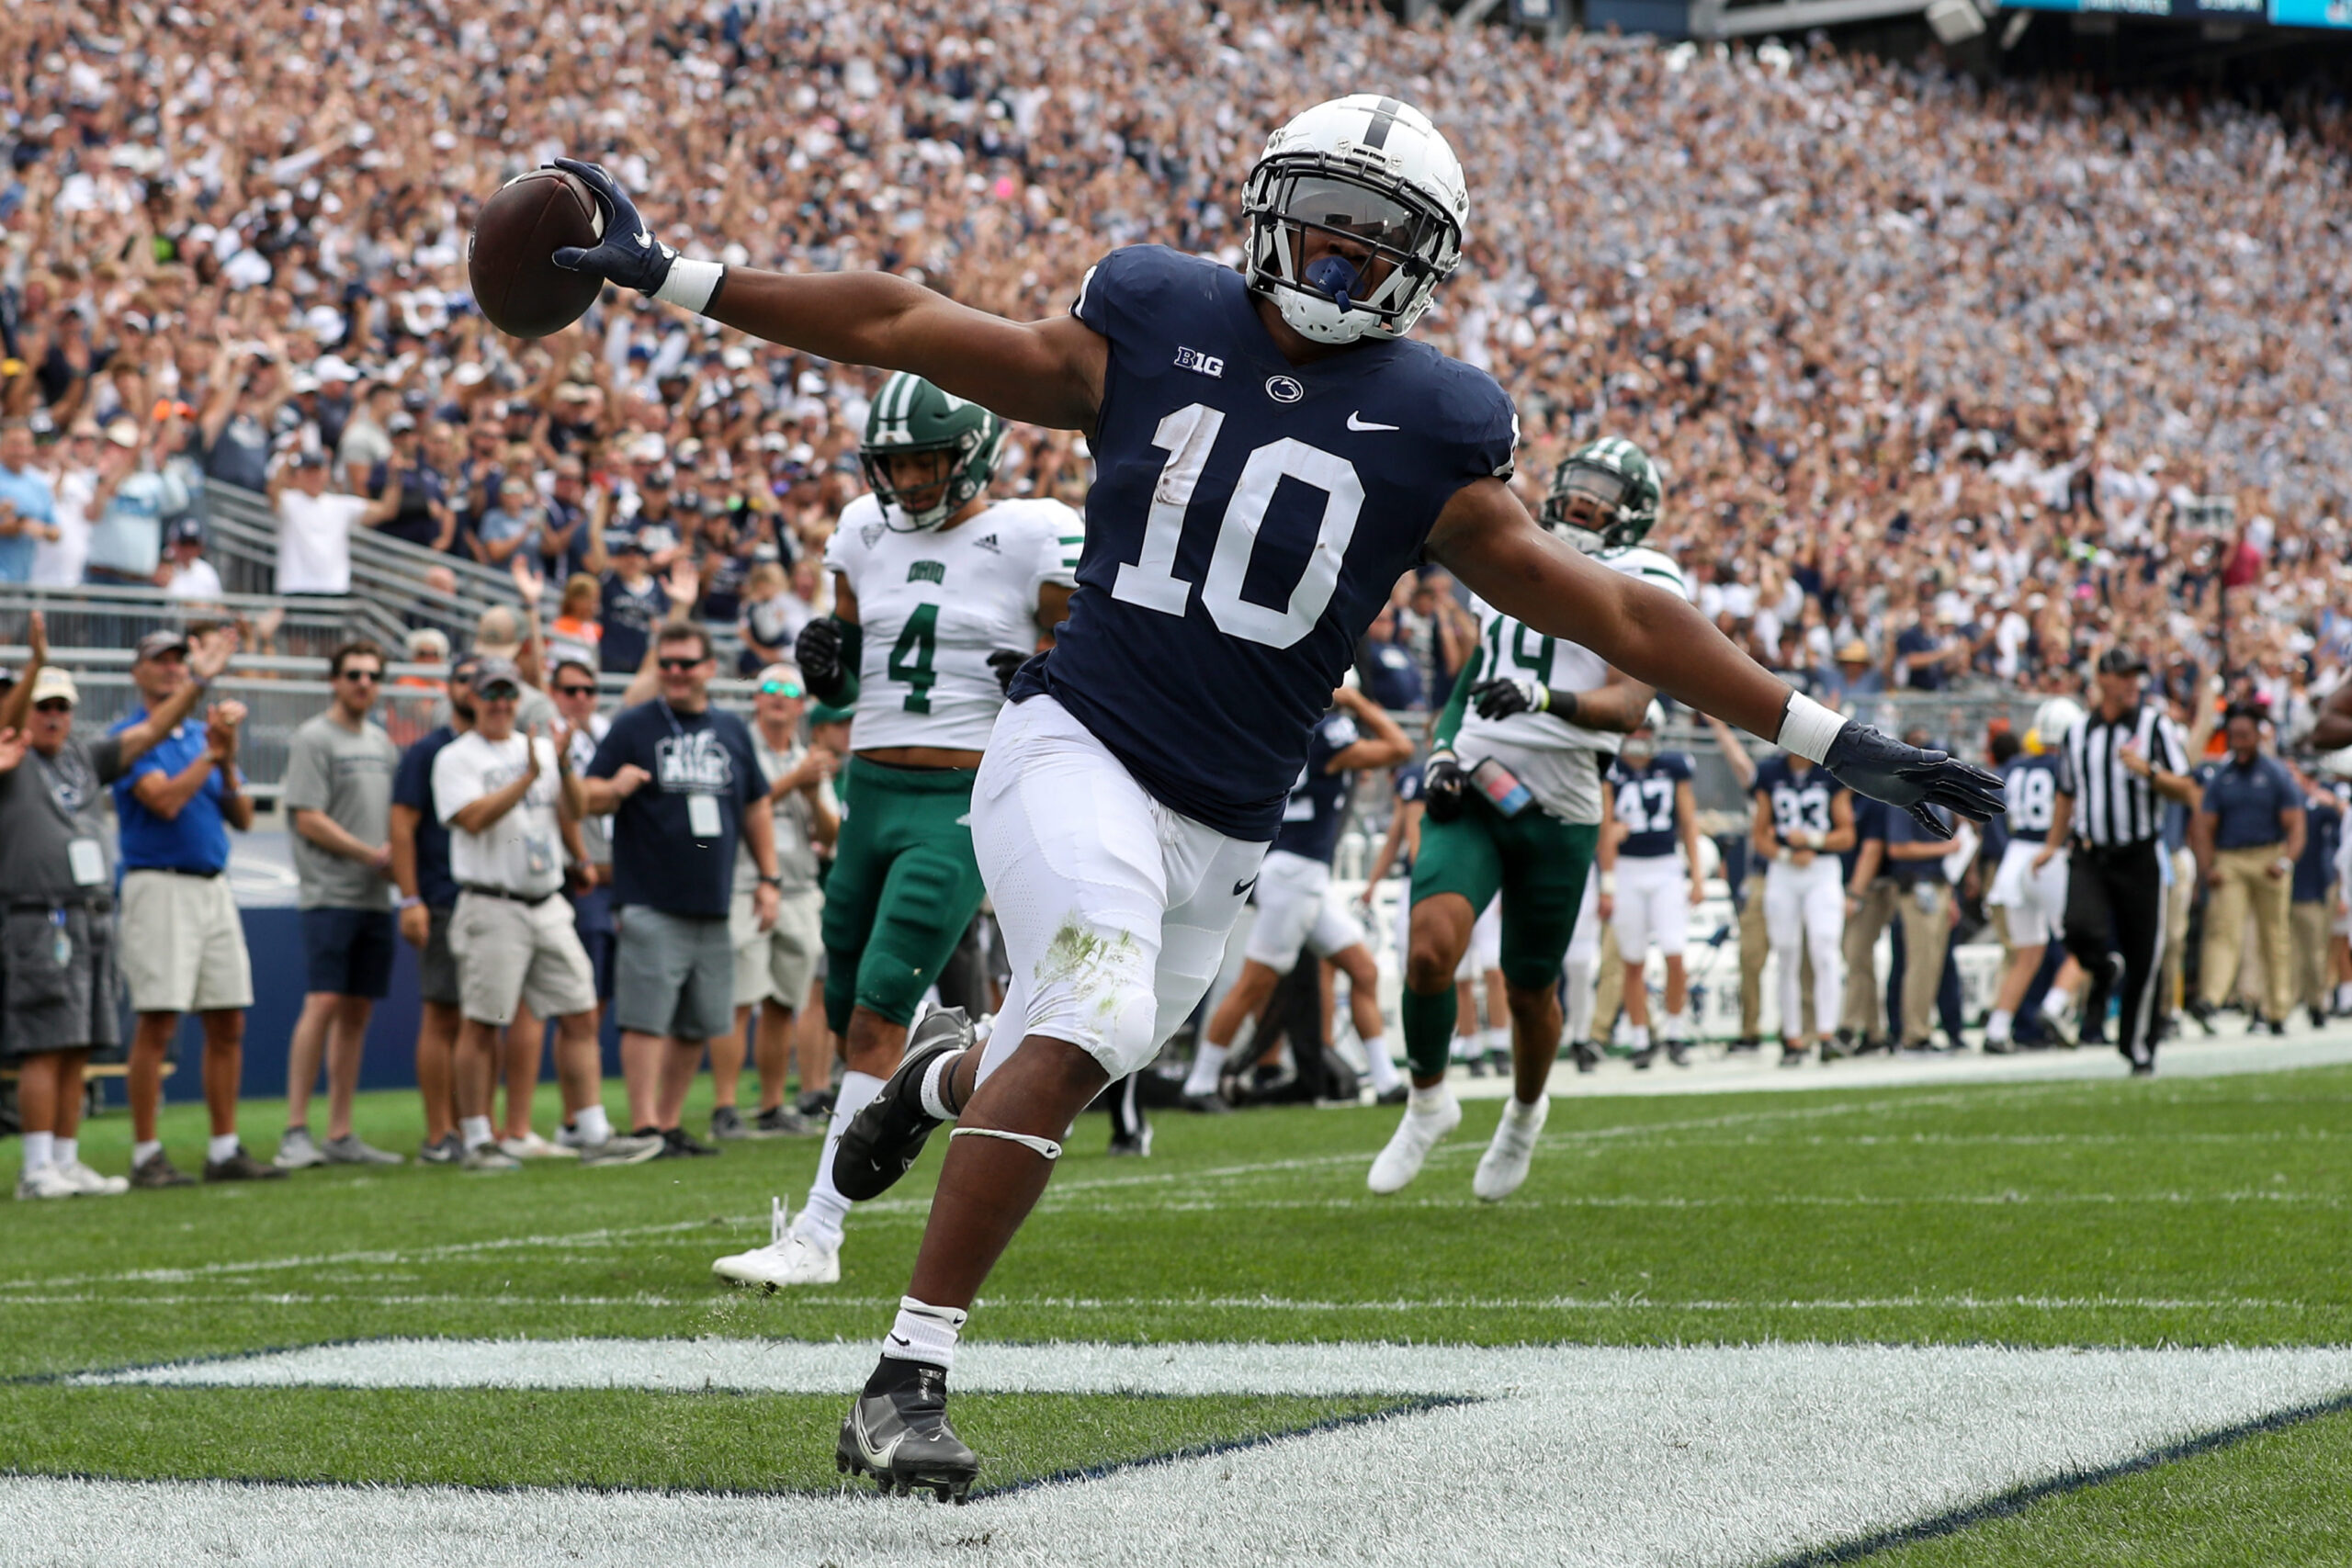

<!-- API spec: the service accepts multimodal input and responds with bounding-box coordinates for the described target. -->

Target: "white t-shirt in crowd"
[432,730,566,897]
[31,468,95,588]
[276,488,370,594]
[162,558,225,600]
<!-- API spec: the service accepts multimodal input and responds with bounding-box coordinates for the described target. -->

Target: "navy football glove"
[987,649,1028,696]
[1822,722,2007,840]
[1471,677,1554,721]
[795,617,848,704]
[546,159,677,295]
[1422,749,1469,825]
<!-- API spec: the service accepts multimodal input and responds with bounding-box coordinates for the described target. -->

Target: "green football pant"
[820,757,988,1032]
[1402,801,1598,1078]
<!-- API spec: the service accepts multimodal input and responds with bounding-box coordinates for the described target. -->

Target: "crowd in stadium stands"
[5,2,2352,1191]
[4,0,2352,714]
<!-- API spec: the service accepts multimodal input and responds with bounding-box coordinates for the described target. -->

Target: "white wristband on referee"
[653,256,725,314]
[1777,691,1849,765]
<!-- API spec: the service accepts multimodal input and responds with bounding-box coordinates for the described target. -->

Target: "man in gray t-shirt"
[275,640,404,1170]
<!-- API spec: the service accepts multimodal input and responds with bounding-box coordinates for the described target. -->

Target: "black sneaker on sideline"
[1665,1041,1692,1067]
[204,1145,288,1182]
[838,1357,978,1502]
[652,1125,721,1159]
[753,1104,818,1137]
[1728,1036,1762,1055]
[1374,1083,1410,1106]
[1779,1043,1811,1068]
[798,1088,837,1121]
[1107,1127,1152,1158]
[1567,1040,1601,1074]
[130,1151,195,1190]
[1180,1091,1231,1115]
[831,1008,973,1202]
[708,1105,746,1141]
[1629,1042,1661,1071]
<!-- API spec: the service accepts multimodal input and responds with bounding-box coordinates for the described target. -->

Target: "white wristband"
[1599,873,1616,897]
[1777,691,1849,765]
[653,256,725,313]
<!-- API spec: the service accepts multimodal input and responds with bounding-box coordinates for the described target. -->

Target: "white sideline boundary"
[24,1340,2352,1568]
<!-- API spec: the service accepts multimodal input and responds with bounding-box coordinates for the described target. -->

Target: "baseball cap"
[387,412,417,434]
[166,516,204,547]
[448,652,483,683]
[472,605,524,658]
[2097,646,2148,676]
[104,419,141,449]
[135,627,190,661]
[28,667,78,707]
[471,655,524,695]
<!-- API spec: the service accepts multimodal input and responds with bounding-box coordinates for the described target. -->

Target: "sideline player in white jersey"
[1752,750,1857,1065]
[710,373,1078,1289]
[547,93,2001,1499]
[1599,703,1705,1067]
[1373,437,1683,1201]
[1984,698,2077,1053]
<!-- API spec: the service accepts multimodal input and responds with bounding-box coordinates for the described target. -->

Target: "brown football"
[468,169,605,339]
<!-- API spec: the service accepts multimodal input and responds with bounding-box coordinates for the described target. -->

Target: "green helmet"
[1542,435,1661,555]
[859,371,1005,530]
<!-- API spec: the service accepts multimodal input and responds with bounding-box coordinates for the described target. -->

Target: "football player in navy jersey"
[548,93,2002,1499]
[1752,752,1858,1066]
[1599,705,1705,1067]
[1185,682,1411,1109]
[1984,698,2078,1053]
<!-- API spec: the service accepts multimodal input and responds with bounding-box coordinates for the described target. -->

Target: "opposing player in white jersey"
[548,93,2001,1499]
[1374,438,1683,1201]
[1600,703,1705,1067]
[1752,750,1857,1065]
[1984,697,2078,1053]
[711,373,1078,1289]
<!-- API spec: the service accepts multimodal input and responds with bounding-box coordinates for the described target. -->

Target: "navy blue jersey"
[1270,709,1361,864]
[2000,752,2064,845]
[1011,245,1517,840]
[2293,793,2340,904]
[1752,753,1848,848]
[1605,750,1693,859]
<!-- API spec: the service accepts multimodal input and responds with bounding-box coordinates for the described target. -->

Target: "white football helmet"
[1242,95,1467,345]
[2028,697,2085,755]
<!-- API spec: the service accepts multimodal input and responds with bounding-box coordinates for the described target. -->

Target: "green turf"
[1848,1404,2352,1567]
[0,1384,1402,1495]
[6,1063,2349,1560]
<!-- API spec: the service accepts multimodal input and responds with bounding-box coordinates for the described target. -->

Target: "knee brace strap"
[949,1126,1062,1161]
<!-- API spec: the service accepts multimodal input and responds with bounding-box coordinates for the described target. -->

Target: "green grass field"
[6,1061,2349,1562]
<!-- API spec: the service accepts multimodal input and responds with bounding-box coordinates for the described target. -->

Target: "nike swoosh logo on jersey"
[1233,875,1258,897]
[1347,412,1400,432]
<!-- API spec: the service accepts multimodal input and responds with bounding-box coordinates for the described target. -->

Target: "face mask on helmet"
[1245,168,1458,345]
[861,434,987,530]
[1621,735,1656,767]
[1543,462,1632,555]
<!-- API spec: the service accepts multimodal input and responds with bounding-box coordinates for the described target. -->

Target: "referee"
[2037,648,2199,1074]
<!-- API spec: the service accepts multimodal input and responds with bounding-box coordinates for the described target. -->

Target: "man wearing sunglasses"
[709,664,836,1147]
[583,624,783,1156]
[275,640,405,1170]
[105,626,277,1187]
[2,617,227,1196]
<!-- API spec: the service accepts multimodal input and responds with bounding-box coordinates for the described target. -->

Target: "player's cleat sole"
[836,1359,978,1504]
[832,1008,973,1203]
[1472,1095,1547,1202]
[1367,1089,1461,1194]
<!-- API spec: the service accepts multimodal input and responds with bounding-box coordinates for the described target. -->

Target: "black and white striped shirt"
[2056,704,2189,847]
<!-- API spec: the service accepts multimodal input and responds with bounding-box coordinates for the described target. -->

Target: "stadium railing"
[0,585,402,659]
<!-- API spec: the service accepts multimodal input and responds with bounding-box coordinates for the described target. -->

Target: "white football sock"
[1361,1034,1402,1092]
[53,1136,77,1169]
[575,1103,613,1145]
[1663,1009,1690,1042]
[2336,982,2351,1013]
[918,1051,967,1121]
[1986,1008,2014,1043]
[1450,1032,1478,1062]
[797,1069,885,1250]
[22,1132,53,1174]
[1624,1024,1650,1051]
[132,1139,163,1168]
[1182,1042,1228,1099]
[1408,1081,1453,1116]
[1481,1025,1510,1056]
[879,1295,967,1371]
[1564,957,1596,1043]
[207,1134,240,1163]
[460,1116,494,1151]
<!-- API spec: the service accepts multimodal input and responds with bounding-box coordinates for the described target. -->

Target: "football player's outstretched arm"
[1429,479,2006,836]
[546,160,1104,432]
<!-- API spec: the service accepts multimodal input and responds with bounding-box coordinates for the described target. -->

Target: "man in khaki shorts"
[715,664,838,1140]
[111,627,282,1186]
[433,657,659,1171]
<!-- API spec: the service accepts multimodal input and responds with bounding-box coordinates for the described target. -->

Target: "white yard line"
[21,1341,2352,1568]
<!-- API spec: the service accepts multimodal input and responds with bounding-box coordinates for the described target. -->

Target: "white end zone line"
[17,1340,2352,1568]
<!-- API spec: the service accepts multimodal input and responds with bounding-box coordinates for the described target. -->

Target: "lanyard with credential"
[659,700,725,842]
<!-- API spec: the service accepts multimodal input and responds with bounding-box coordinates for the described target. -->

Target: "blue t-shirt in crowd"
[600,570,668,674]
[587,697,763,918]
[2201,752,2300,851]
[391,725,461,909]
[2293,793,2341,905]
[110,708,232,873]
[0,463,57,583]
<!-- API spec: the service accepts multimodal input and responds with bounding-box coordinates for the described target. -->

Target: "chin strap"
[948,1126,1062,1161]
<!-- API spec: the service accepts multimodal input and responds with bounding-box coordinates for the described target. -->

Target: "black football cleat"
[831,1008,973,1202]
[1629,1042,1661,1071]
[1567,1040,1601,1074]
[1665,1041,1691,1067]
[837,1358,978,1503]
